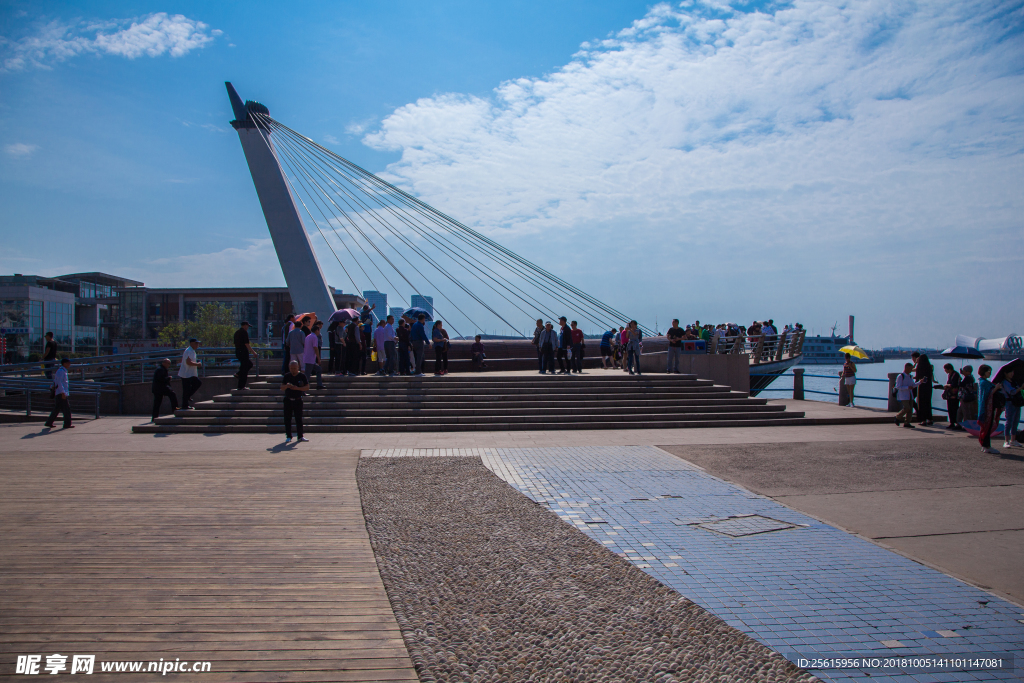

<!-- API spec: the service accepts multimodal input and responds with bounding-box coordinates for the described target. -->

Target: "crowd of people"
[889,352,1021,454]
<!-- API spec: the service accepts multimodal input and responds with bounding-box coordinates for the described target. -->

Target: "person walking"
[626,320,643,376]
[303,321,323,389]
[1000,366,1022,449]
[397,318,411,376]
[44,357,73,429]
[893,362,920,428]
[42,332,58,379]
[531,319,544,372]
[939,363,962,430]
[372,320,388,376]
[958,365,978,425]
[556,317,571,375]
[977,364,1003,453]
[281,360,309,443]
[666,319,683,374]
[570,321,584,373]
[179,338,203,409]
[280,314,296,374]
[840,353,857,407]
[234,321,256,390]
[288,317,309,372]
[912,351,935,426]
[538,322,557,374]
[410,314,428,376]
[600,327,616,369]
[620,326,630,372]
[151,358,178,421]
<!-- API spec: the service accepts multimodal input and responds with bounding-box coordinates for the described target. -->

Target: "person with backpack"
[958,365,978,425]
[938,363,963,430]
[893,362,921,428]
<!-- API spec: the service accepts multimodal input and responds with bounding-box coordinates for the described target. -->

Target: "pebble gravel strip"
[358,456,816,683]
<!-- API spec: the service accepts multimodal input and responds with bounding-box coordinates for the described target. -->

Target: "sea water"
[760,358,983,409]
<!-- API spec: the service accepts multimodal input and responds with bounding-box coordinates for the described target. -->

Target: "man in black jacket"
[234,321,256,389]
[151,358,178,421]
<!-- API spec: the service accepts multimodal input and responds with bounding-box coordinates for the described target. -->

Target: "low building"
[0,272,140,361]
[0,272,362,361]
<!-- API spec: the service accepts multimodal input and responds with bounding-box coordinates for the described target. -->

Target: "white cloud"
[4,142,38,157]
[136,239,284,288]
[1,12,218,72]
[323,134,340,144]
[361,0,1024,346]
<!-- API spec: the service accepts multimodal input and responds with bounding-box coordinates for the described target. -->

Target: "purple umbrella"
[328,308,360,324]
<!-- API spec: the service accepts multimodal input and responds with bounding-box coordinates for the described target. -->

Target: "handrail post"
[709,334,718,354]
[95,391,100,420]
[887,372,899,412]
[120,358,125,385]
[793,367,804,400]
[752,335,765,364]
[775,332,787,361]
[26,389,31,417]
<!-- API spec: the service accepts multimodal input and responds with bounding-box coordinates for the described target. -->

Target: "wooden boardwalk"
[0,447,417,682]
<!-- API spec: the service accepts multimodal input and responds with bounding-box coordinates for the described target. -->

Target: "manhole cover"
[691,514,806,537]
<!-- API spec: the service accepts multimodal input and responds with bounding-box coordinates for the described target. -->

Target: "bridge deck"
[0,447,417,682]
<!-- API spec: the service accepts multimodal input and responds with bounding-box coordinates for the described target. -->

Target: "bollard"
[887,372,899,412]
[793,368,805,400]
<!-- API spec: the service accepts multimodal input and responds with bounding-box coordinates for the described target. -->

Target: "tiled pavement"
[365,447,1024,682]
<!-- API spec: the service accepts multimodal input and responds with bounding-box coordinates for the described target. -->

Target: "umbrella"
[328,308,360,324]
[402,307,433,321]
[940,345,984,359]
[839,345,870,360]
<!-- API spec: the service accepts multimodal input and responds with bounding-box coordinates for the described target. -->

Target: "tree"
[158,303,236,348]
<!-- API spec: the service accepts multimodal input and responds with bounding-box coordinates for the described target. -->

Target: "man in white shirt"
[894,362,921,428]
[302,324,323,389]
[179,338,203,409]
[45,357,73,429]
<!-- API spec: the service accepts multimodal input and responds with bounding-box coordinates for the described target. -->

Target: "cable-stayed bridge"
[226,82,650,338]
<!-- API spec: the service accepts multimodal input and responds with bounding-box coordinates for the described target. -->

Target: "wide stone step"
[153,408,795,427]
[134,413,807,433]
[194,397,767,412]
[171,403,786,419]
[214,389,737,403]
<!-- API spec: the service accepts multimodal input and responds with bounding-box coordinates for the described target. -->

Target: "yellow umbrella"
[839,345,869,360]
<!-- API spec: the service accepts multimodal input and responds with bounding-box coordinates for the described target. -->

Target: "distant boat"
[798,322,881,365]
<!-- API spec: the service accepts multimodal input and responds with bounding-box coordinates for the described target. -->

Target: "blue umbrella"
[941,345,984,359]
[402,307,433,321]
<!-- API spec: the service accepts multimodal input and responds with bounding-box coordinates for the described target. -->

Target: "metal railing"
[708,329,806,363]
[750,369,893,406]
[0,378,120,420]
[0,346,273,417]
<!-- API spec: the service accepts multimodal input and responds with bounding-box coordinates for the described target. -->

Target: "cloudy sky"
[1,0,1021,347]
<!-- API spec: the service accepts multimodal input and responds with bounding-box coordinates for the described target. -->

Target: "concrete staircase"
[133,373,806,433]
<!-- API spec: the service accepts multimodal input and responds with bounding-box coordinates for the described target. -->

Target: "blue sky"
[1,0,1022,347]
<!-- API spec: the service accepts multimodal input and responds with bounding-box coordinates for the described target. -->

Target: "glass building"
[361,290,388,323]
[0,272,140,362]
[0,272,365,361]
[410,294,434,318]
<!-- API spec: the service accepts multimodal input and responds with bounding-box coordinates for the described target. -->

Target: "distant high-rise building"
[389,306,406,321]
[362,290,388,323]
[410,294,433,318]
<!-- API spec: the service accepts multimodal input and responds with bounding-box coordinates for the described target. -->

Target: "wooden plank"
[0,449,417,683]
